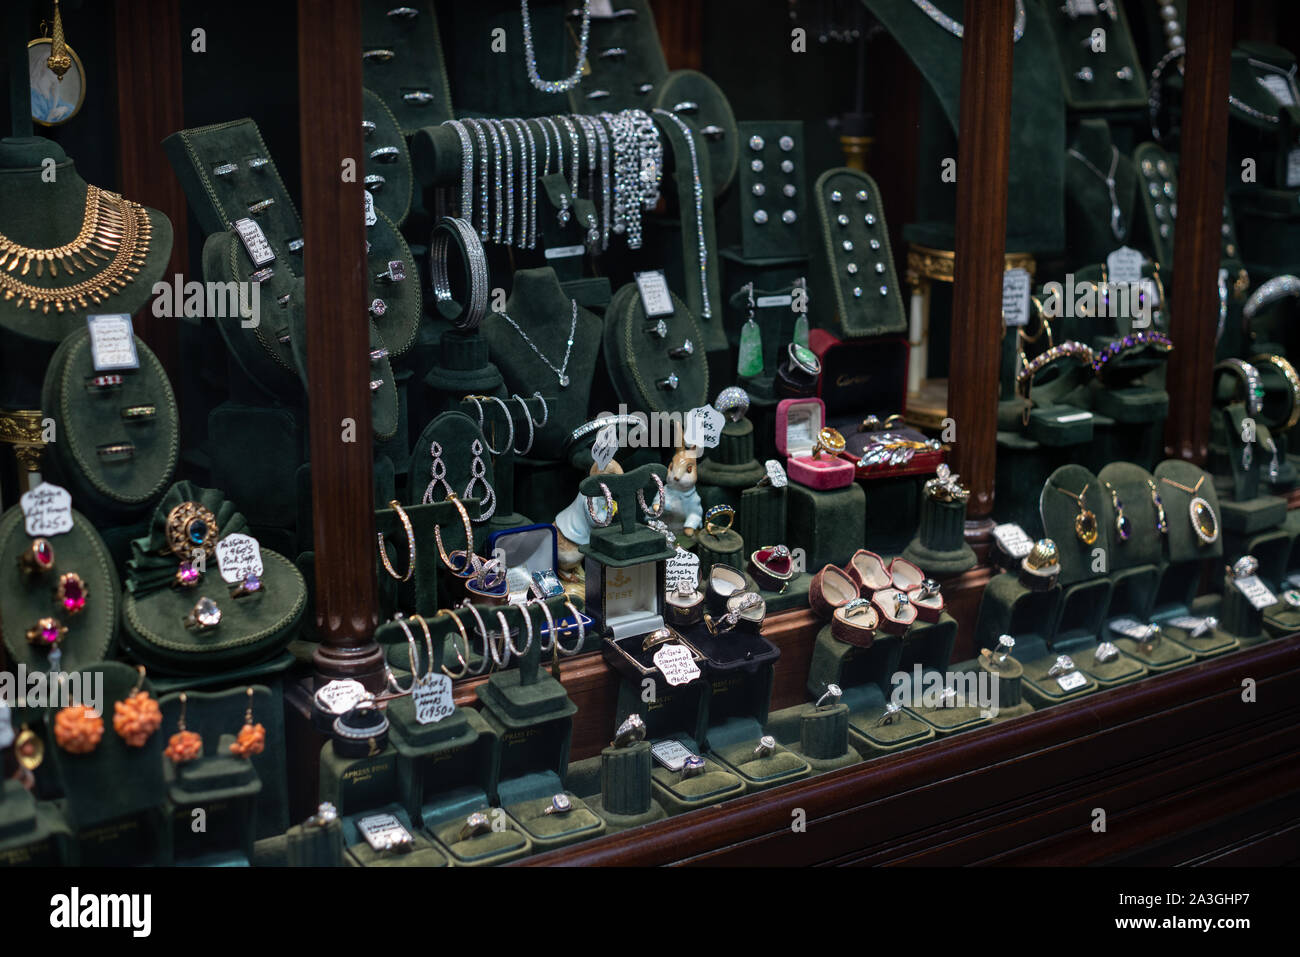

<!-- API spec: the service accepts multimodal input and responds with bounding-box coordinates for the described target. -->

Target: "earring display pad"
[652,69,739,198]
[361,0,454,135]
[1133,142,1239,268]
[404,411,494,517]
[567,0,670,115]
[603,281,709,416]
[1096,462,1167,571]
[0,505,118,672]
[737,120,807,261]
[1043,1,1148,110]
[362,87,415,227]
[812,168,907,339]
[1038,464,1109,587]
[41,329,179,514]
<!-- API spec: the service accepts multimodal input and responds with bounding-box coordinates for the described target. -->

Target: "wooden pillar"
[1163,0,1234,463]
[114,0,187,379]
[297,0,383,688]
[947,0,1014,532]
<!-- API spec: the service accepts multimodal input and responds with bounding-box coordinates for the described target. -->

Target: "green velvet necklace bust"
[1063,119,1139,271]
[481,266,602,460]
[0,137,173,343]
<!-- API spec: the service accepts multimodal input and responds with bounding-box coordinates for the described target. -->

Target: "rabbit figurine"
[663,446,703,537]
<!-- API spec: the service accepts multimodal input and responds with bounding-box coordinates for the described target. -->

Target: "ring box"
[774,397,856,490]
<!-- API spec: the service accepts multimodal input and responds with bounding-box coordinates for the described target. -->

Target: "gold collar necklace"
[0,184,152,314]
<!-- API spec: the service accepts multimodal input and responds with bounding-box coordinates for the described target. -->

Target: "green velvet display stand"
[694,526,744,582]
[1133,143,1242,269]
[0,137,174,345]
[787,481,865,570]
[346,807,449,868]
[40,329,179,520]
[1210,406,1288,537]
[360,0,453,136]
[120,481,307,674]
[1039,465,1113,646]
[455,396,531,533]
[1223,44,1300,193]
[1041,4,1149,113]
[285,812,345,867]
[863,0,1065,252]
[0,780,68,867]
[481,268,603,460]
[603,280,711,415]
[793,701,861,773]
[718,271,808,399]
[375,496,479,630]
[970,654,1034,723]
[1063,120,1142,271]
[0,503,118,673]
[705,662,810,791]
[736,121,807,261]
[811,168,909,340]
[361,87,414,227]
[48,662,171,865]
[973,570,1062,667]
[898,613,989,734]
[586,739,669,831]
[1019,651,1100,711]
[566,0,669,115]
[424,329,504,404]
[902,494,977,574]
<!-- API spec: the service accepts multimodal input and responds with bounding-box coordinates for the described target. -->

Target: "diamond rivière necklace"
[0,184,152,314]
[910,0,1026,42]
[520,0,591,94]
[497,298,577,387]
[1068,145,1125,240]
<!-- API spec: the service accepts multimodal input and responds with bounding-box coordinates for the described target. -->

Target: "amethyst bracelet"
[1091,331,1173,374]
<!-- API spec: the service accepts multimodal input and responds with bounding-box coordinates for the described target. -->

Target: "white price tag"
[1056,412,1093,423]
[1287,148,1300,189]
[412,672,454,725]
[666,547,700,591]
[588,0,615,17]
[1258,74,1296,107]
[653,643,701,686]
[216,533,264,584]
[232,217,275,267]
[1057,671,1088,692]
[364,189,377,227]
[314,679,367,715]
[634,270,675,317]
[1001,268,1031,327]
[1234,574,1278,610]
[1106,245,1145,285]
[544,244,586,260]
[762,459,788,488]
[1068,0,1099,14]
[650,739,696,771]
[1166,615,1205,632]
[684,405,725,450]
[86,314,139,372]
[1108,617,1154,639]
[591,424,619,471]
[21,482,73,538]
[356,813,412,851]
[992,522,1034,559]
[756,294,793,309]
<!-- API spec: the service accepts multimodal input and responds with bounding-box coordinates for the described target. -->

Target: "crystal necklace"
[910,0,1026,42]
[0,184,152,314]
[497,298,577,387]
[520,0,591,94]
[1068,145,1124,240]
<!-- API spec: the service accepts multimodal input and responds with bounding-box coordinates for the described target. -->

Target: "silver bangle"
[430,216,489,331]
[441,119,475,220]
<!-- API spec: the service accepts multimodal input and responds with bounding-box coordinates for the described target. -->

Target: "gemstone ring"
[543,793,573,816]
[55,573,88,616]
[183,597,222,632]
[26,617,67,651]
[753,735,776,759]
[230,573,264,599]
[165,502,218,560]
[18,538,55,578]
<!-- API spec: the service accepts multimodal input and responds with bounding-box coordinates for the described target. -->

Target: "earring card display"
[736,121,807,261]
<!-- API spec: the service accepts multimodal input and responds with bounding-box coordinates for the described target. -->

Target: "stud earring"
[230,688,266,759]
[114,666,163,748]
[165,692,204,764]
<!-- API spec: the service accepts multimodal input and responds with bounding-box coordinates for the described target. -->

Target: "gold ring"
[703,504,735,536]
[811,427,846,459]
[641,627,677,652]
[1024,538,1059,570]
[378,499,415,582]
[434,493,476,576]
[26,617,67,651]
[459,811,491,841]
[164,502,218,560]
[1252,354,1300,431]
[18,538,55,578]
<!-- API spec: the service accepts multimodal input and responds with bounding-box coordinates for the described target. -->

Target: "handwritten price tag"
[87,314,140,372]
[653,642,701,686]
[413,673,454,725]
[1001,268,1031,327]
[364,189,377,227]
[634,270,675,317]
[216,533,264,584]
[1057,671,1088,692]
[666,547,700,591]
[684,406,724,450]
[1107,246,1145,285]
[315,679,367,715]
[1233,574,1278,611]
[591,424,619,471]
[233,217,275,267]
[650,739,695,771]
[993,523,1034,559]
[21,482,73,538]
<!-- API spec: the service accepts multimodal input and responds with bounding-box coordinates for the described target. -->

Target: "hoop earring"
[637,473,666,519]
[165,692,204,764]
[586,482,616,527]
[511,394,536,455]
[436,609,471,680]
[553,600,586,656]
[378,499,415,582]
[458,600,498,672]
[497,607,532,658]
[434,493,477,576]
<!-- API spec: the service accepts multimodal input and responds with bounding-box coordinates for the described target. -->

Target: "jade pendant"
[737,319,763,377]
[793,314,810,349]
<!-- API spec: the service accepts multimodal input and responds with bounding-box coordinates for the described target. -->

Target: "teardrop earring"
[113,666,163,748]
[792,277,810,347]
[230,688,266,759]
[464,439,497,523]
[164,692,204,764]
[737,282,763,377]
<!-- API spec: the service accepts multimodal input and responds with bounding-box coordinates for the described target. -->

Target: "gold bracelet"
[1251,353,1300,432]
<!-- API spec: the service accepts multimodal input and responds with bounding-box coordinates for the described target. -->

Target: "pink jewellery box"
[774,397,856,490]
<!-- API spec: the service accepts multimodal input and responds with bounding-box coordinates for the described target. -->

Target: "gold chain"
[1055,482,1090,505]
[1160,475,1205,496]
[0,185,152,314]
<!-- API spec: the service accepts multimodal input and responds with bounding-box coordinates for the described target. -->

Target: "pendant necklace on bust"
[1160,474,1219,545]
[1055,482,1099,545]
[1068,145,1125,240]
[496,298,577,387]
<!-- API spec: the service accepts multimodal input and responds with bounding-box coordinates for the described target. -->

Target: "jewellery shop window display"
[4,1,1300,874]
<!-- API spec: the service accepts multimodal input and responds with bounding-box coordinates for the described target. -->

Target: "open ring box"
[775,397,855,489]
[487,523,592,645]
[888,557,944,622]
